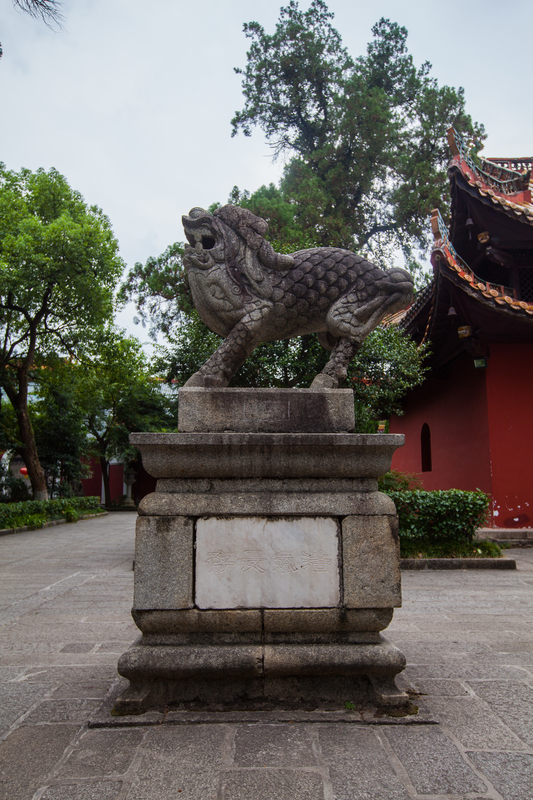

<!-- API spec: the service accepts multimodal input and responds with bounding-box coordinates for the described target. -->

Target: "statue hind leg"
[311,287,410,389]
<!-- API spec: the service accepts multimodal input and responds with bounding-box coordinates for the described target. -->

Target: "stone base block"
[177,387,356,433]
[132,608,394,637]
[114,637,407,714]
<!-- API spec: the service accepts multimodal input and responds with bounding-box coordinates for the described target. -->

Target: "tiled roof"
[447,127,533,224]
[433,240,533,318]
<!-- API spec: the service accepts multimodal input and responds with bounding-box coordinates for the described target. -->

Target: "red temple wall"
[81,459,124,504]
[485,343,533,528]
[81,458,156,506]
[390,345,533,528]
[389,352,492,495]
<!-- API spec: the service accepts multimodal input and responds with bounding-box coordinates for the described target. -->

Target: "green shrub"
[9,513,48,530]
[400,538,502,559]
[63,506,80,523]
[385,489,490,547]
[0,496,101,530]
[378,470,422,493]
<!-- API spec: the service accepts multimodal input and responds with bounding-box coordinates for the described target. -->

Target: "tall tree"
[0,165,124,499]
[73,329,174,508]
[231,1,485,263]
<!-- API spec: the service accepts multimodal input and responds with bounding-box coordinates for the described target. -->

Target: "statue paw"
[310,373,339,389]
[183,373,208,388]
[183,372,229,388]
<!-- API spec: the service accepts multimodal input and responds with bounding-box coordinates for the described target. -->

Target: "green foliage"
[0,165,124,364]
[378,470,422,493]
[227,185,319,252]
[154,309,329,390]
[386,489,490,548]
[231,1,485,261]
[72,327,174,505]
[400,538,502,559]
[117,243,189,341]
[32,377,90,495]
[348,326,429,430]
[153,307,427,414]
[0,164,124,498]
[0,495,101,530]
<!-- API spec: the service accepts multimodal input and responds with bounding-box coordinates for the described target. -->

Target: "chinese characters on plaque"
[205,548,333,575]
[195,517,340,609]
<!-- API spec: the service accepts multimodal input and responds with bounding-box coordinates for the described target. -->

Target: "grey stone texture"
[468,752,533,800]
[139,486,396,516]
[384,726,485,793]
[178,386,356,432]
[130,431,405,480]
[59,729,145,778]
[342,515,401,607]
[128,404,406,710]
[181,205,413,389]
[0,516,532,799]
[41,783,123,800]
[133,515,193,610]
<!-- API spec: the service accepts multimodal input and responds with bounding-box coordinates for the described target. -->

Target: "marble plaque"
[195,516,340,609]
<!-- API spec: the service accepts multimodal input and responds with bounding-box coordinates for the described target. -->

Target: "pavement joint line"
[1,518,531,798]
[0,682,57,743]
[309,725,335,800]
[30,720,102,800]
[373,726,418,799]
[436,725,506,800]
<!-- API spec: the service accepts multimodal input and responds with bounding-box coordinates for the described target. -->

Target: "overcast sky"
[1,0,531,346]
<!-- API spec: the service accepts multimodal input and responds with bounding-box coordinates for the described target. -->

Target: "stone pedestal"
[115,388,408,713]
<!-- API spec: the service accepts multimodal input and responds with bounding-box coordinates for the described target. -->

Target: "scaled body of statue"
[182,205,414,388]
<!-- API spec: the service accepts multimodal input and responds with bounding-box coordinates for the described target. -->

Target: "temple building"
[389,128,533,529]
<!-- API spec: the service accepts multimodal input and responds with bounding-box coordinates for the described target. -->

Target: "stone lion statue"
[181,205,414,388]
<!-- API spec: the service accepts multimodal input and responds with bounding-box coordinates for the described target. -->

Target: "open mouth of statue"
[184,228,216,251]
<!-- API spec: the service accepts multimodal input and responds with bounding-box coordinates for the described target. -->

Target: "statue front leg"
[183,311,267,388]
[311,338,361,389]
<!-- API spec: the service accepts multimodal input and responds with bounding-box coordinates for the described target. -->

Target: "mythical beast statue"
[181,205,414,388]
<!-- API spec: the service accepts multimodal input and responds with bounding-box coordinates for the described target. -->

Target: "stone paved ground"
[0,512,531,800]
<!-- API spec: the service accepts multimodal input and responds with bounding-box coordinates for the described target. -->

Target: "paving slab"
[0,514,532,800]
[468,751,533,800]
[383,726,485,794]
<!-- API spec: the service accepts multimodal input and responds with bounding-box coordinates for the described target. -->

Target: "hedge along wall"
[0,496,101,530]
[385,489,490,545]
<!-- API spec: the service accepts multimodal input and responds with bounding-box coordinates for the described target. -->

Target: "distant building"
[390,128,533,529]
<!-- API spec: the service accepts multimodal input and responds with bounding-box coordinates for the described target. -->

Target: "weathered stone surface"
[263,608,393,634]
[263,640,405,679]
[58,729,145,779]
[114,638,407,710]
[133,516,193,610]
[132,608,262,634]
[156,477,377,493]
[181,205,413,389]
[118,643,264,681]
[342,515,401,608]
[233,724,318,766]
[319,726,412,800]
[384,727,484,794]
[41,782,123,800]
[468,752,533,800]
[0,725,79,798]
[130,432,405,479]
[196,516,340,609]
[139,489,396,517]
[219,770,324,799]
[178,387,355,432]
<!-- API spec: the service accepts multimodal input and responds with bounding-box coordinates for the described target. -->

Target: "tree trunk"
[16,404,49,501]
[100,456,111,508]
